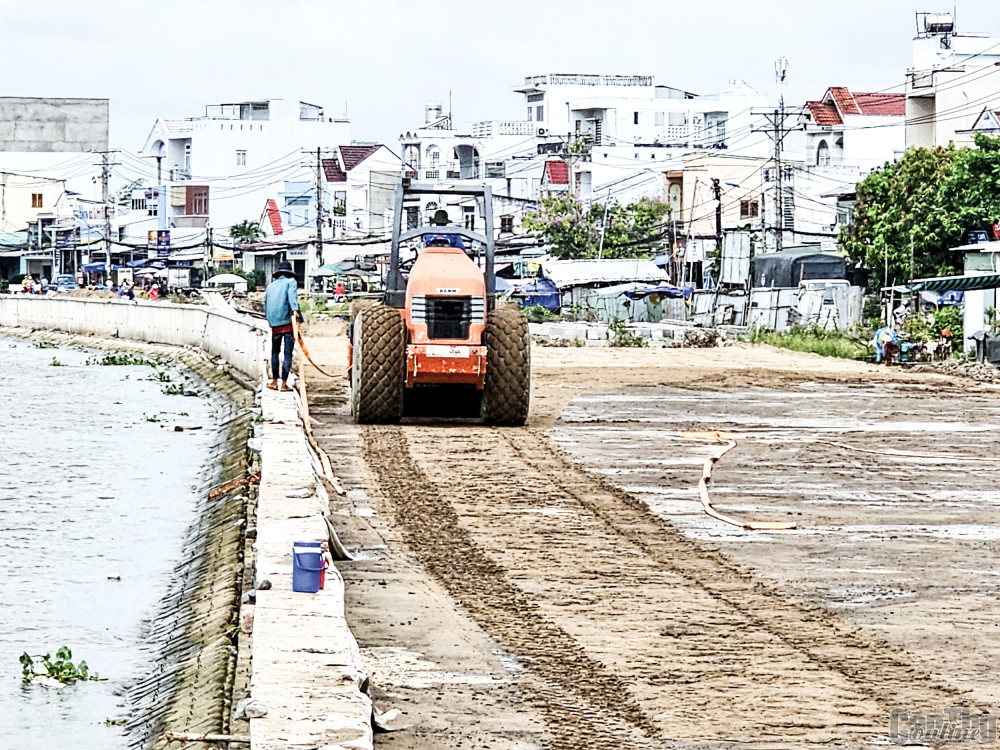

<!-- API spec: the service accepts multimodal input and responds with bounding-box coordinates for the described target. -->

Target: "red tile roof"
[322,156,347,183]
[827,86,860,116]
[544,160,569,185]
[806,100,842,126]
[339,145,381,171]
[807,88,906,127]
[854,92,906,116]
[264,198,283,236]
[321,145,383,182]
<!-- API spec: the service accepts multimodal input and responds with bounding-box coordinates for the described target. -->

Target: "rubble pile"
[914,359,1000,383]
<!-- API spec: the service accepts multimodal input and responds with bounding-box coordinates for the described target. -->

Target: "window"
[527,93,544,103]
[816,139,830,166]
[285,195,309,207]
[131,197,146,211]
[186,185,209,215]
[500,215,514,234]
[485,161,505,178]
[426,145,440,169]
[333,191,346,216]
[527,107,534,122]
[740,200,759,219]
[634,112,640,125]
[236,150,246,166]
[654,112,664,127]
[31,193,42,208]
[535,105,544,121]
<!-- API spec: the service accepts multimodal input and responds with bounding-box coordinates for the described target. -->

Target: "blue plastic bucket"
[292,542,323,593]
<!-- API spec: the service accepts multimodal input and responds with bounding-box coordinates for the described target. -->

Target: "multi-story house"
[140,99,350,237]
[267,144,400,239]
[399,104,540,235]
[249,144,401,279]
[769,85,908,247]
[0,172,76,280]
[905,13,1000,149]
[516,75,768,209]
[517,74,766,155]
[0,97,108,280]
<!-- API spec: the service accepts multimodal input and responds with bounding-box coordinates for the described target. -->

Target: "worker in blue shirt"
[264,261,302,392]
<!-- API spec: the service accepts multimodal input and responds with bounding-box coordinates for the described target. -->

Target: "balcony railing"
[472,120,535,138]
[523,74,653,88]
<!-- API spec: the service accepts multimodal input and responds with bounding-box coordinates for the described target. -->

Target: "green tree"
[229,219,263,245]
[115,179,144,207]
[522,194,670,259]
[947,133,1000,238]
[840,134,1000,288]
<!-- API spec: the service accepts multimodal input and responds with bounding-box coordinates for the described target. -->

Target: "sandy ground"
[302,318,998,749]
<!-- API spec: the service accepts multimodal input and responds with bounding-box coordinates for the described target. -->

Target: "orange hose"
[675,431,797,531]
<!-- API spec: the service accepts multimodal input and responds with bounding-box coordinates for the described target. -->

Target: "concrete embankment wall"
[1,296,374,750]
[0,296,265,381]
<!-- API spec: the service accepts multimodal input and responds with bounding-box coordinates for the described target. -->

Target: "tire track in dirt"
[366,419,976,746]
[499,426,972,714]
[362,424,665,750]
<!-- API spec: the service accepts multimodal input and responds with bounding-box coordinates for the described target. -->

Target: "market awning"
[898,273,1000,293]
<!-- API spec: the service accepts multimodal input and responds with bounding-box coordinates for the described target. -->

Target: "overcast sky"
[2,0,996,153]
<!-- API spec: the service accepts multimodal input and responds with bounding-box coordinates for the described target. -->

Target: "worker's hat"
[274,261,296,279]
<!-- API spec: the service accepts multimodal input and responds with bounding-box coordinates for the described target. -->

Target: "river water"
[0,335,222,748]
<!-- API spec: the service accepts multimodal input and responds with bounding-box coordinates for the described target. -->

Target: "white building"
[399,105,542,236]
[515,74,769,157]
[140,99,350,234]
[772,86,908,246]
[905,13,1000,148]
[322,145,401,238]
[802,87,905,172]
[513,74,769,202]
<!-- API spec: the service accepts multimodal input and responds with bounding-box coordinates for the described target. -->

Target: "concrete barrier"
[0,295,266,380]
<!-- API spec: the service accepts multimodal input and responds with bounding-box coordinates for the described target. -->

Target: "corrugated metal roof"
[542,258,668,288]
[904,273,1000,293]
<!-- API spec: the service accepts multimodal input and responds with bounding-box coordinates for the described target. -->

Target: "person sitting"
[423,209,466,251]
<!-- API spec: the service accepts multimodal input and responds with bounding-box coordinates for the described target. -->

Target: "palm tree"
[229,220,263,245]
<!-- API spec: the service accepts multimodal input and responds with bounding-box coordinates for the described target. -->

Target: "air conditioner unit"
[537,127,549,137]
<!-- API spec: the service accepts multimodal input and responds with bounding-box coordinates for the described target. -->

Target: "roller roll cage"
[386,179,495,310]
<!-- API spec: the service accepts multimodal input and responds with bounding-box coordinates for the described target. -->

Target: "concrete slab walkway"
[249,386,373,750]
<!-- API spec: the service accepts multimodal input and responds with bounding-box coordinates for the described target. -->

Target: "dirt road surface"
[303,319,1000,749]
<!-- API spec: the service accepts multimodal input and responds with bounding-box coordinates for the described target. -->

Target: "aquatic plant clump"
[20,647,100,684]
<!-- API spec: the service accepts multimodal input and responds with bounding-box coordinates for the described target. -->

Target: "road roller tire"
[481,304,530,426]
[351,304,405,424]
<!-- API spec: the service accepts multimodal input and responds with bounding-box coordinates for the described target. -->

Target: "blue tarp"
[620,283,694,301]
[82,263,126,273]
[499,277,560,311]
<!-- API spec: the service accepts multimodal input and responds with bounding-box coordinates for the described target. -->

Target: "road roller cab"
[349,180,530,425]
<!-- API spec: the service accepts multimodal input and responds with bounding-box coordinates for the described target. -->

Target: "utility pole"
[712,178,723,248]
[315,147,325,268]
[775,58,787,254]
[96,150,115,282]
[752,58,802,255]
[597,188,612,259]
